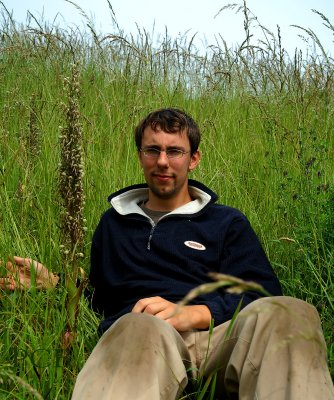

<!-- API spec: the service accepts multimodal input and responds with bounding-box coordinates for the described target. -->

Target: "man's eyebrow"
[144,145,186,150]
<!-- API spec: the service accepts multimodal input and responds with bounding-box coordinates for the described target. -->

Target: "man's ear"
[137,150,144,167]
[189,150,201,171]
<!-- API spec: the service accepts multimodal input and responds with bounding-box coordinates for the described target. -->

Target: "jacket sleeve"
[88,219,105,314]
[198,214,282,326]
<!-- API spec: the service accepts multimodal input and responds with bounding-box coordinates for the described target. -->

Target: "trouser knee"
[245,296,319,324]
[111,312,162,332]
[237,296,323,346]
[104,313,179,346]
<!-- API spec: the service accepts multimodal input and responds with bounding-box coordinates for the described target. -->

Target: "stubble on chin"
[150,183,177,199]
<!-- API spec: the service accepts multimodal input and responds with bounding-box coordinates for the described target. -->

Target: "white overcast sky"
[3,0,334,56]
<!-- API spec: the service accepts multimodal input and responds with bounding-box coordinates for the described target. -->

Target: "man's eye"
[167,149,182,157]
[146,148,159,156]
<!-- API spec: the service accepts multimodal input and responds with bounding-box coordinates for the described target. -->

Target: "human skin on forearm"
[132,296,212,331]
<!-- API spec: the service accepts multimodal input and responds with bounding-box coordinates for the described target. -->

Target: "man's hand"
[132,296,211,332]
[0,256,59,291]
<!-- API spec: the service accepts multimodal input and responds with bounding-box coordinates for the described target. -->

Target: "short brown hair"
[134,108,201,154]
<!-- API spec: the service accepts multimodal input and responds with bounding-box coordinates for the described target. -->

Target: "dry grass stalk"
[178,272,271,308]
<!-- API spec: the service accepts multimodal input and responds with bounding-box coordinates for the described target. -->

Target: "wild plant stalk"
[59,61,87,343]
[24,93,41,159]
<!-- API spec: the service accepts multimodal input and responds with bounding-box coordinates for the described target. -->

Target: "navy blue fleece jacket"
[89,179,282,333]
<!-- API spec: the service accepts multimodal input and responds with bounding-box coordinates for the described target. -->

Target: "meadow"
[0,2,333,398]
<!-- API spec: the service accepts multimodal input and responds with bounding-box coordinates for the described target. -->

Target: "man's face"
[138,126,200,207]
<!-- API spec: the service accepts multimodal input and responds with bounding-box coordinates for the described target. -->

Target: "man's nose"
[156,150,169,167]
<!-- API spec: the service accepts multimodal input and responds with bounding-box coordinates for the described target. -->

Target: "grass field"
[0,2,333,398]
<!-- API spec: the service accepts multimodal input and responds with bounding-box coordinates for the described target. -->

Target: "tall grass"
[0,1,333,398]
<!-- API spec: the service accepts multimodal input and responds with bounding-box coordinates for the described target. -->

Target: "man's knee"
[246,296,319,322]
[103,313,176,344]
[237,296,323,344]
[115,312,172,330]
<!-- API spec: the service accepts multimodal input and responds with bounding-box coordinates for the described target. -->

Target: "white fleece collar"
[110,185,212,217]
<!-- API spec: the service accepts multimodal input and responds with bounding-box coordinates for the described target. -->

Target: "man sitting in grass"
[3,108,333,399]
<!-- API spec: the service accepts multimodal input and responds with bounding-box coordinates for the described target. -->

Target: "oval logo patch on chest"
[184,241,206,251]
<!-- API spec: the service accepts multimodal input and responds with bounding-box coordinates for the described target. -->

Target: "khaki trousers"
[72,297,334,399]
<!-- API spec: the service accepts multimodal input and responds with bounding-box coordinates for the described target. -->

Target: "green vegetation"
[0,1,333,398]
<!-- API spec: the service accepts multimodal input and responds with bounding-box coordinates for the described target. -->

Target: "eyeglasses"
[140,147,191,159]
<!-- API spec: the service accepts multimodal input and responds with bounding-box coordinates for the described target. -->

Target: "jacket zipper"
[145,214,180,250]
[147,223,156,250]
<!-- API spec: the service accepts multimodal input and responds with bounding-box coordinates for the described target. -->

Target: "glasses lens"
[143,148,159,158]
[167,149,183,158]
